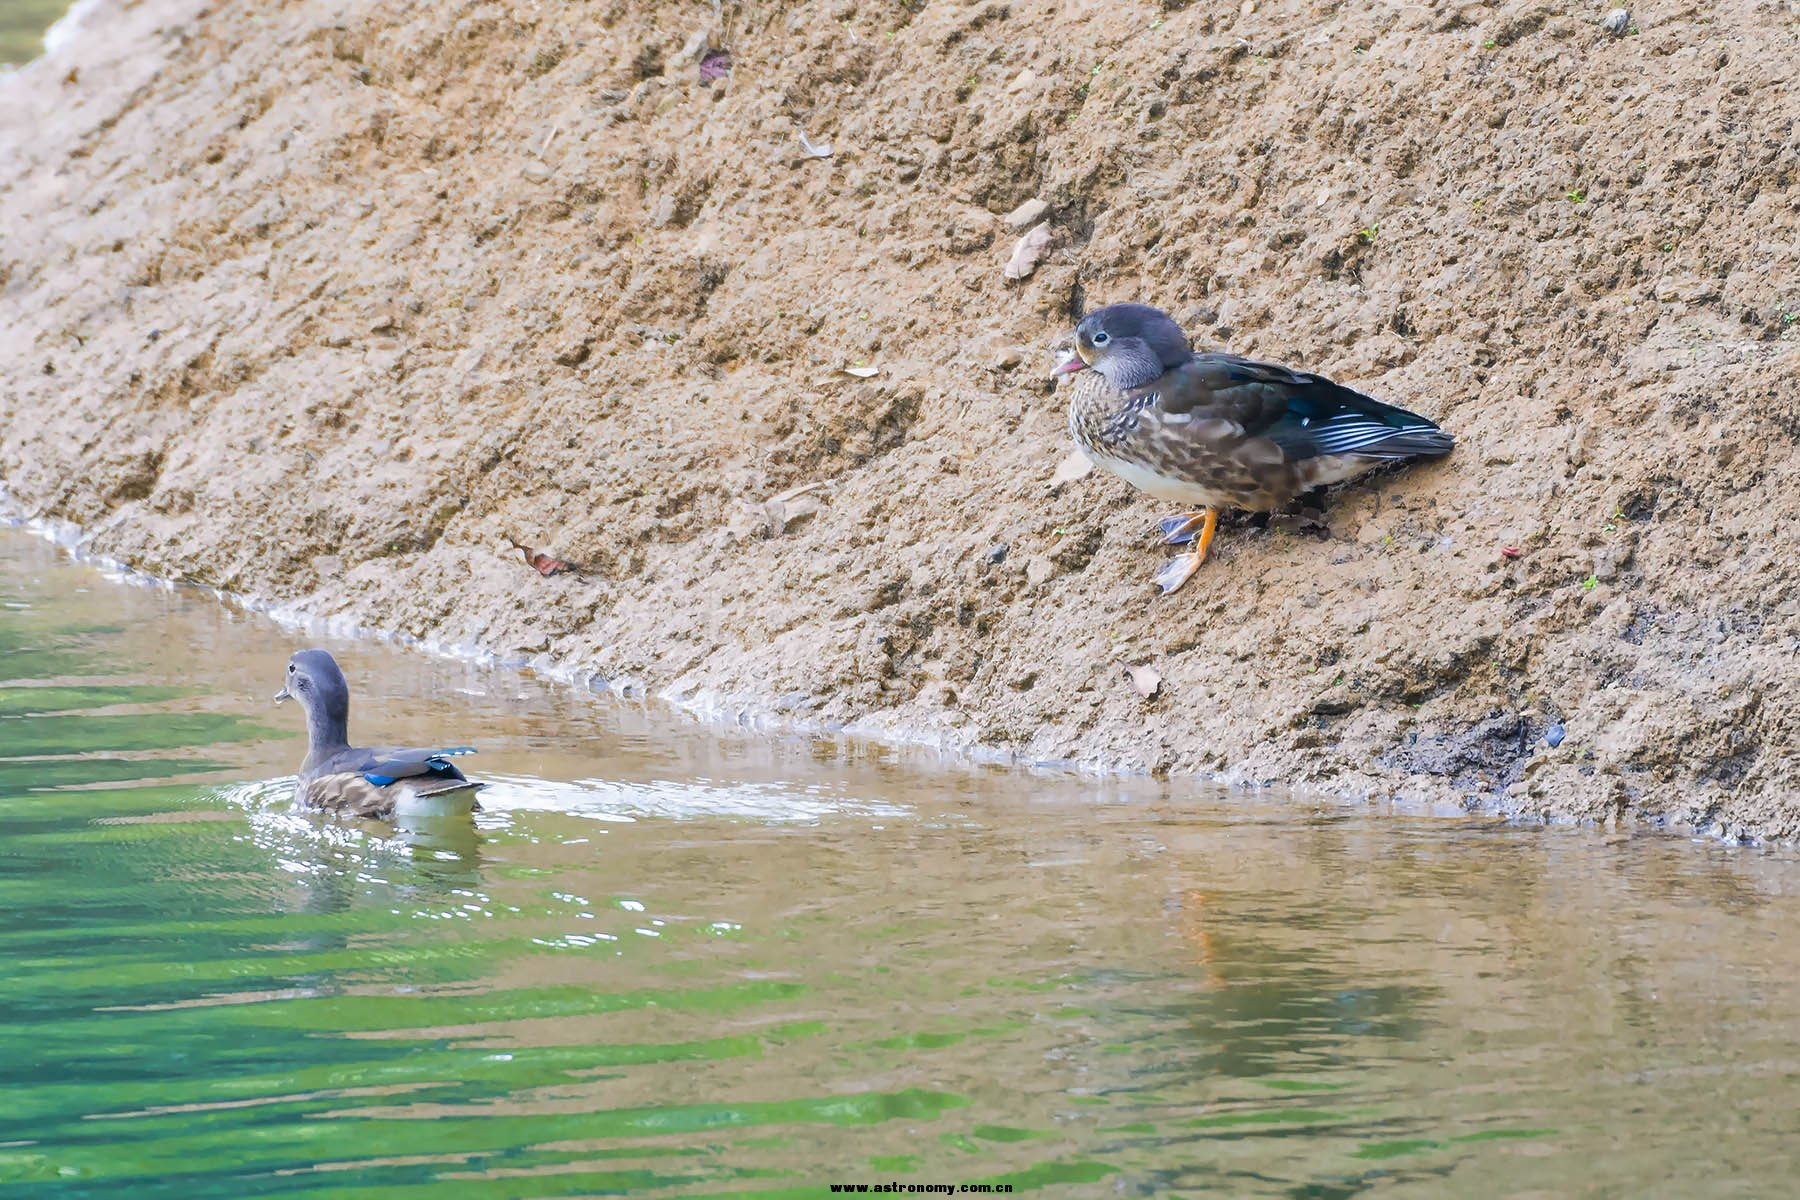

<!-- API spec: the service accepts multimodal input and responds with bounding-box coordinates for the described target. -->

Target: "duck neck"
[303,700,350,763]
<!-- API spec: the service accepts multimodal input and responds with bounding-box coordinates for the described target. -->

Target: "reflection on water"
[1,527,1798,1198]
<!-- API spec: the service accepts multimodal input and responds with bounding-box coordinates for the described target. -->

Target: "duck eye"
[287,664,295,674]
[1092,331,1110,346]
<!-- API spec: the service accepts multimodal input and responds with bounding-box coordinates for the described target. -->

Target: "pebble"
[1544,724,1567,749]
[984,543,1009,565]
[1002,198,1048,230]
[1600,8,1631,35]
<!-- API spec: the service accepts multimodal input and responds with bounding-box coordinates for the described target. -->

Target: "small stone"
[1123,663,1163,699]
[989,345,1025,369]
[1600,8,1631,35]
[1025,556,1056,587]
[673,29,709,65]
[1544,724,1567,748]
[522,159,554,183]
[984,543,1009,565]
[1002,198,1048,229]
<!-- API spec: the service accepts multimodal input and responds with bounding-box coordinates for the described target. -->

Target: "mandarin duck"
[274,649,484,819]
[1055,303,1453,594]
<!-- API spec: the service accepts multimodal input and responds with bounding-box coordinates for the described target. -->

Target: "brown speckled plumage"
[1056,304,1454,593]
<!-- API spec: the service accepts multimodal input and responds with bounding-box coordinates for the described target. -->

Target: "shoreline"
[4,0,1795,840]
[3,498,1748,845]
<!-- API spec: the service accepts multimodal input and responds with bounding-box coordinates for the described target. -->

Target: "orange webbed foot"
[1152,508,1217,595]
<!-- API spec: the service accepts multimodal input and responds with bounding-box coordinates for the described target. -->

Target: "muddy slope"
[3,0,1797,835]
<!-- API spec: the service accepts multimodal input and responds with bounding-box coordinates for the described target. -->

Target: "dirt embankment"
[2,0,1797,835]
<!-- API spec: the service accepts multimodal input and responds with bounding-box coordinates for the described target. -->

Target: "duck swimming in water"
[1056,303,1454,594]
[273,649,484,819]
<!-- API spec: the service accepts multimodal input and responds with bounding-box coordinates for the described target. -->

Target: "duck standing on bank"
[273,649,484,819]
[1055,303,1454,594]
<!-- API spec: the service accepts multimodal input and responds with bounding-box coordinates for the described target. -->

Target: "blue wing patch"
[361,747,478,787]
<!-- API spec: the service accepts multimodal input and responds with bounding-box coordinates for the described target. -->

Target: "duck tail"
[1361,423,1455,460]
[1300,381,1455,461]
[413,779,487,798]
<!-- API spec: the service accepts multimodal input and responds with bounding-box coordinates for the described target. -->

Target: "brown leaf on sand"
[1123,663,1162,699]
[1003,221,1053,280]
[505,536,577,577]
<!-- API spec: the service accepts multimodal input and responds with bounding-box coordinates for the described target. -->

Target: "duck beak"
[273,686,291,705]
[1053,346,1090,375]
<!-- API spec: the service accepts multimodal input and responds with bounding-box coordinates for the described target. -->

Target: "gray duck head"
[274,648,351,750]
[1054,303,1192,390]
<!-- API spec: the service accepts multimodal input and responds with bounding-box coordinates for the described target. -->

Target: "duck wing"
[356,746,478,790]
[299,746,481,820]
[311,744,477,788]
[1150,354,1453,463]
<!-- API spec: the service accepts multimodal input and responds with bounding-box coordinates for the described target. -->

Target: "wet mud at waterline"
[2,0,1798,837]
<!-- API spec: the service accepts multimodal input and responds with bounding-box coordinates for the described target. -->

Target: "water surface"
[0,0,67,65]
[1,528,1797,1197]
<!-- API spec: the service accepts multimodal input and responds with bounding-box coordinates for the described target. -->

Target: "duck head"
[275,648,351,747]
[1053,303,1192,390]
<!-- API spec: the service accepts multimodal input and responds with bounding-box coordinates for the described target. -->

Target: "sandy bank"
[3,0,1798,836]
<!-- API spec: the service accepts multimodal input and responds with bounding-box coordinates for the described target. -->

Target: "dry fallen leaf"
[1051,449,1095,486]
[506,536,576,577]
[841,365,879,378]
[1003,221,1053,280]
[1123,663,1163,698]
[761,480,833,534]
[766,493,821,532]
